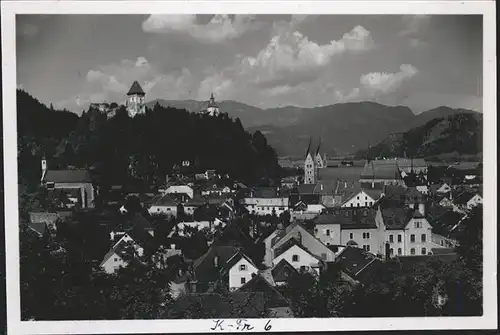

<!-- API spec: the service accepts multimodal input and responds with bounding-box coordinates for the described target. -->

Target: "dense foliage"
[17,90,280,191]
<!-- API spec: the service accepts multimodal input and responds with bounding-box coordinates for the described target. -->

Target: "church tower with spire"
[315,138,324,169]
[205,93,220,116]
[126,80,146,118]
[304,138,317,184]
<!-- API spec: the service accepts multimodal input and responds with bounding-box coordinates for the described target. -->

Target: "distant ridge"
[133,98,480,157]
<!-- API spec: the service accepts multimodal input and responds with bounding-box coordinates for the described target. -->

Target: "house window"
[365,196,368,200]
[390,248,394,255]
[114,257,118,262]
[410,248,416,255]
[421,234,426,242]
[366,232,370,239]
[240,264,247,271]
[326,229,330,236]
[350,233,353,239]
[398,234,402,243]
[241,277,246,284]
[389,235,394,243]
[414,221,421,228]
[292,255,299,262]
[398,248,402,255]
[410,234,415,243]
[357,196,360,200]
[357,203,360,207]
[366,245,370,251]
[421,247,427,255]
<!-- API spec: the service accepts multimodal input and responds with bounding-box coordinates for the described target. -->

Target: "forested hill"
[355,112,483,161]
[17,90,280,190]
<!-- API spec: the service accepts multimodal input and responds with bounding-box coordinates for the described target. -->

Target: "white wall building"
[227,254,259,291]
[273,244,322,275]
[241,197,289,216]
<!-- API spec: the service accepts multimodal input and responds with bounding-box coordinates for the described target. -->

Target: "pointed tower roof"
[305,137,312,158]
[208,93,218,108]
[127,81,145,96]
[315,138,322,156]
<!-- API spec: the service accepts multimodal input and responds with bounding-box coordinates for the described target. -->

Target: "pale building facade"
[126,81,146,118]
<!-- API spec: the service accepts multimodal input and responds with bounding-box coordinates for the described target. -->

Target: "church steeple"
[206,93,220,116]
[304,137,317,184]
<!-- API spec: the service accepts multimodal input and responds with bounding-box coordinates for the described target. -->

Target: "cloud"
[197,72,234,100]
[399,15,431,48]
[240,25,374,87]
[142,14,260,43]
[360,64,418,95]
[399,15,431,36]
[17,23,38,38]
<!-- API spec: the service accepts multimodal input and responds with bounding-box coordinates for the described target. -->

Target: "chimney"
[110,231,115,241]
[170,244,176,250]
[214,256,219,267]
[385,242,390,260]
[419,203,425,216]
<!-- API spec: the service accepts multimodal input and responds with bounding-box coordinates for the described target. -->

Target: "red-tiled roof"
[127,80,145,96]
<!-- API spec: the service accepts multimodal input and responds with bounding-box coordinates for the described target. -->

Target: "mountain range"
[148,99,481,157]
[355,112,483,161]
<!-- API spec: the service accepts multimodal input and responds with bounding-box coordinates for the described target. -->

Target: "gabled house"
[454,191,483,211]
[237,273,293,317]
[438,195,454,208]
[429,183,452,195]
[222,252,259,291]
[272,239,323,275]
[340,188,382,208]
[192,245,240,293]
[271,259,300,286]
[148,194,178,216]
[100,235,146,274]
[335,246,382,285]
[164,184,194,199]
[263,222,336,268]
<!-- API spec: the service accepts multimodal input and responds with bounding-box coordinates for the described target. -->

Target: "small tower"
[304,138,316,184]
[206,93,220,116]
[126,81,146,118]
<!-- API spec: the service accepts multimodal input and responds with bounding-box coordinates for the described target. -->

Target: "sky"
[17,14,482,114]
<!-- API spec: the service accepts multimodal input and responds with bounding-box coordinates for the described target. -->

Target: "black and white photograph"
[2,1,497,333]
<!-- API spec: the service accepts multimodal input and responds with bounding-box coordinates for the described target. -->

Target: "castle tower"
[206,93,220,116]
[126,81,146,118]
[304,138,316,184]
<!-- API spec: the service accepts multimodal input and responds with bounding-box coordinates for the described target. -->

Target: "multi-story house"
[263,222,336,268]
